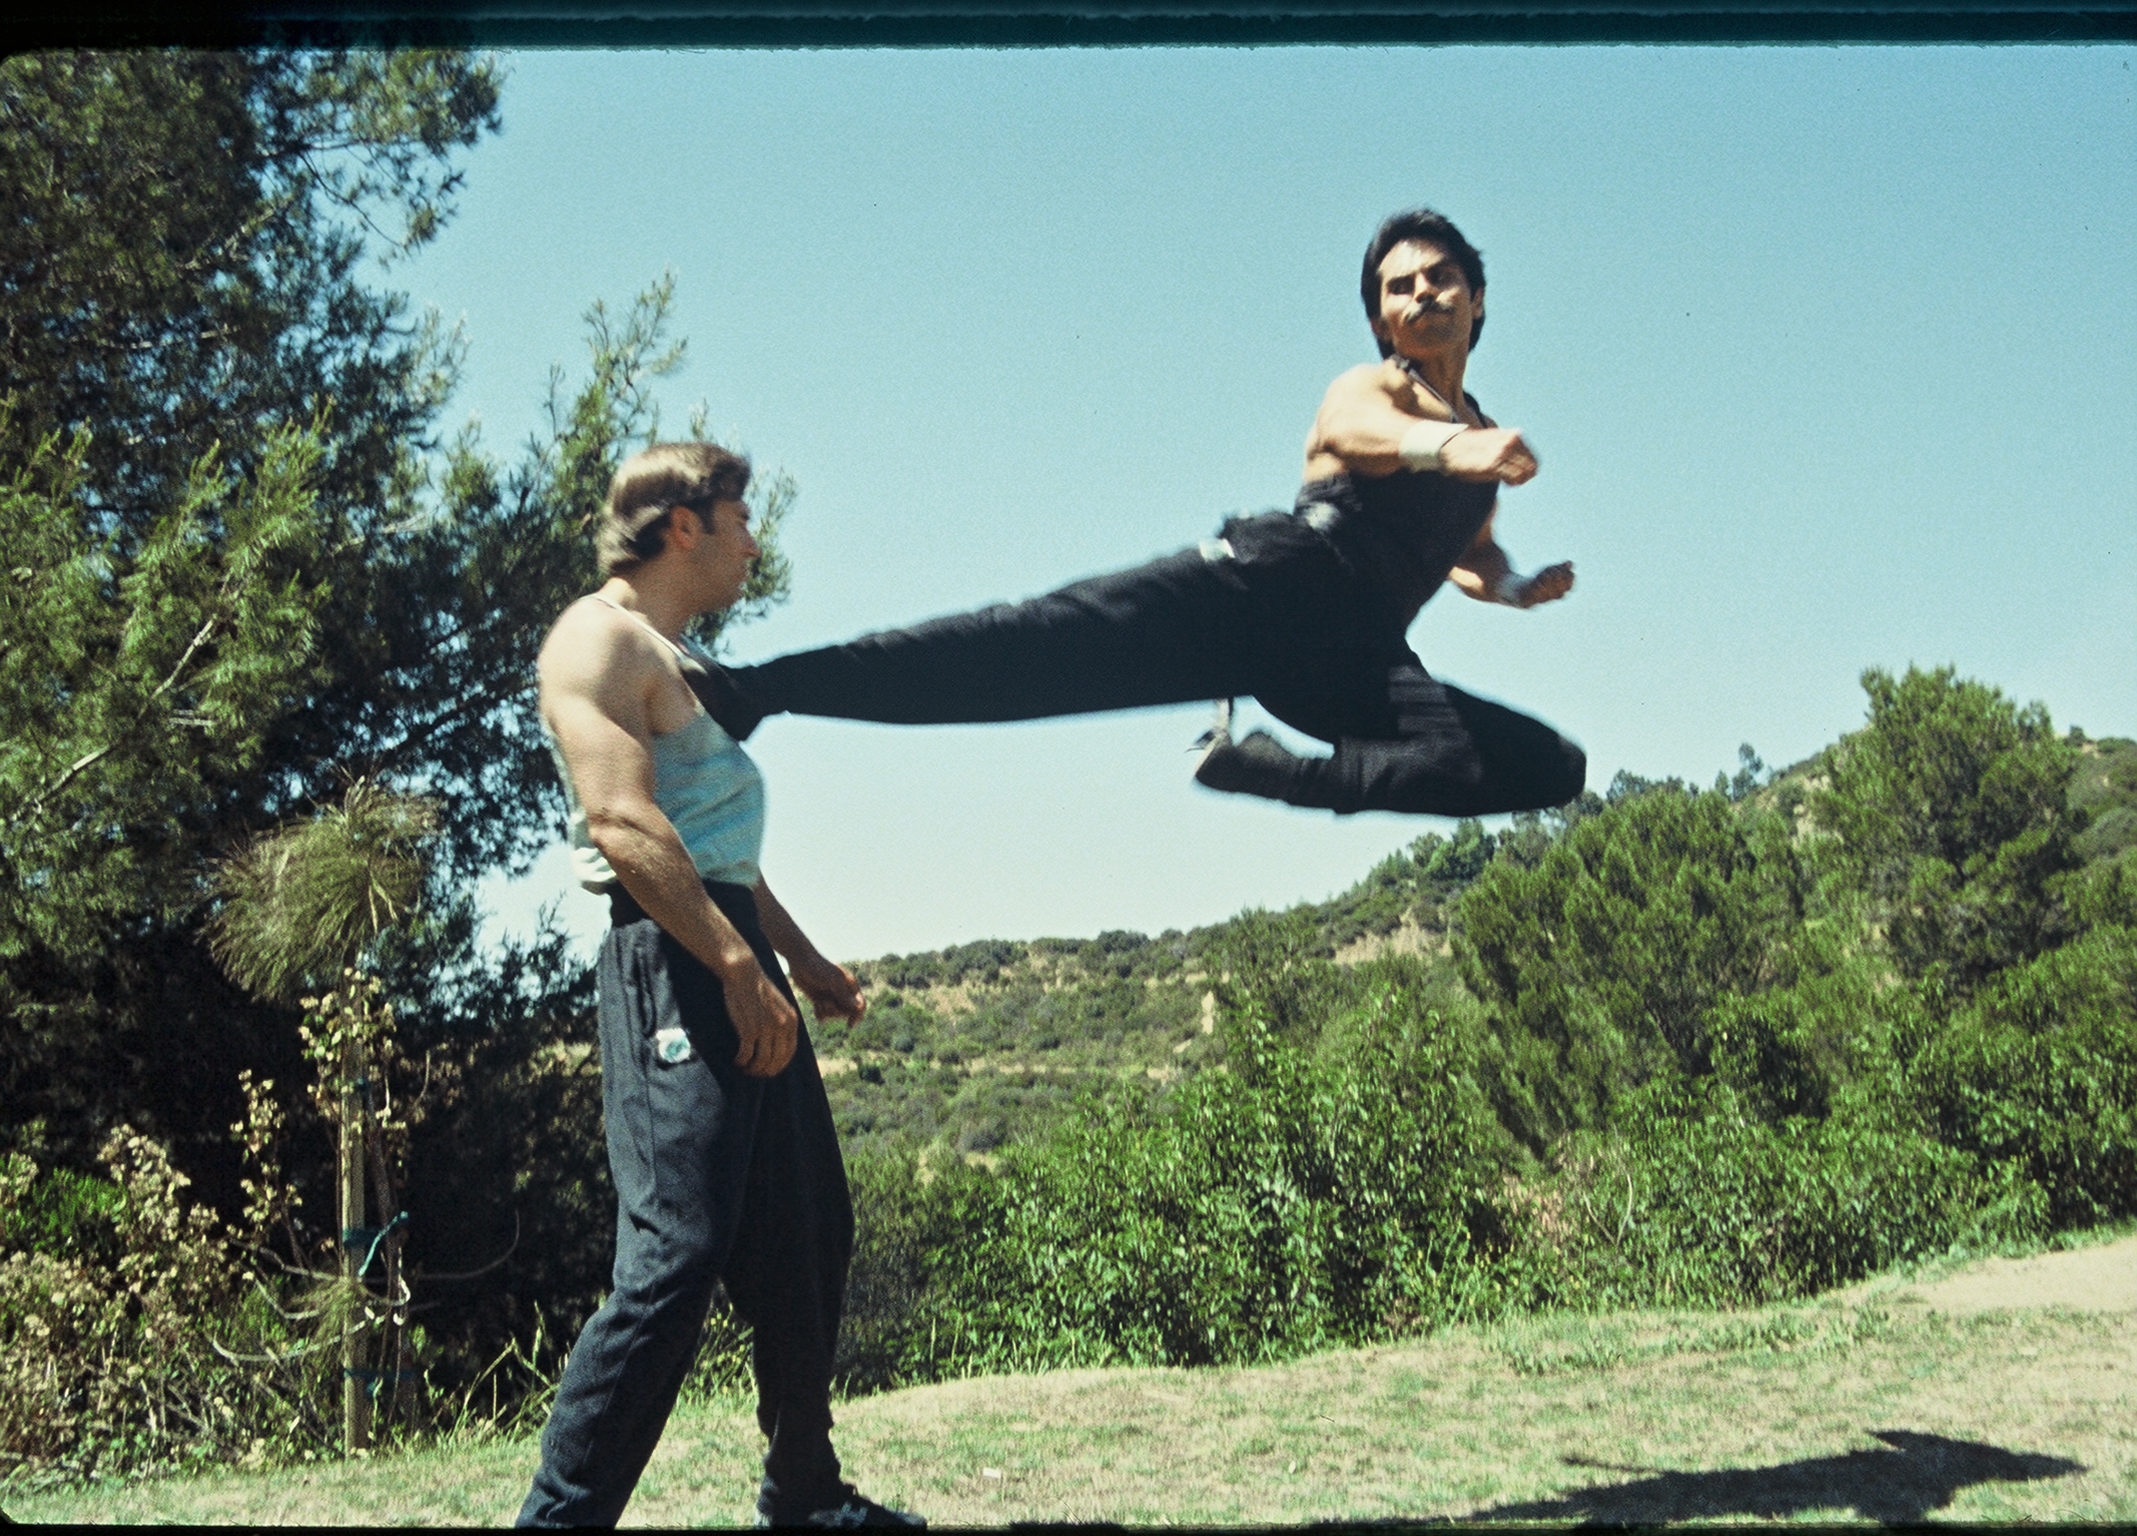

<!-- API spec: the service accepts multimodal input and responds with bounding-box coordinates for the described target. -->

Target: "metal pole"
[340,1024,370,1453]
[367,1099,404,1438]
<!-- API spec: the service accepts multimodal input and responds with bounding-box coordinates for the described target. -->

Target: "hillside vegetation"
[821,727,2136,1170]
[6,667,2135,1486]
[820,816,1497,1158]
[812,677,2137,1399]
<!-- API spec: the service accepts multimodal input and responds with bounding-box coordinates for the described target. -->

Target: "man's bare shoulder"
[538,595,660,703]
[1321,360,1402,404]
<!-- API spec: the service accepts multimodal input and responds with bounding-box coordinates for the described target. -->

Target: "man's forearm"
[752,879,866,1024]
[589,806,757,979]
[1451,541,1516,603]
[752,880,824,971]
[1453,543,1574,609]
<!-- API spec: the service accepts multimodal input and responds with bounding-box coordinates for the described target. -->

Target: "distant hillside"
[2071,734,2137,862]
[823,819,1501,1158]
[820,728,2136,1164]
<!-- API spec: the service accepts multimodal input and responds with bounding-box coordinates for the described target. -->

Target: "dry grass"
[9,1240,2135,1527]
[1333,919,1452,966]
[811,1300,2134,1527]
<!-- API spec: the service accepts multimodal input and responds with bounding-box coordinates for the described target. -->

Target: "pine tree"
[1,53,793,1203]
[1813,664,2085,995]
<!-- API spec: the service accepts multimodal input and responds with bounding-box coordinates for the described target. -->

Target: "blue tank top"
[549,602,767,892]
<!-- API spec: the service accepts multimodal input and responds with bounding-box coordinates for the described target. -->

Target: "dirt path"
[1845,1233,2137,1315]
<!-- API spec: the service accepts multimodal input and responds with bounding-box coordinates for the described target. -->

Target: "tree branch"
[6,604,224,831]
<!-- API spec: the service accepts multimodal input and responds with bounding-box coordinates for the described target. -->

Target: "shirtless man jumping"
[708,208,1584,818]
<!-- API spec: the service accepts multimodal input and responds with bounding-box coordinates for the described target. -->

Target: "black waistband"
[1293,472,1363,520]
[608,879,757,929]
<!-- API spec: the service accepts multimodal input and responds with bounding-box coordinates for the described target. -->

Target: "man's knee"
[611,1224,728,1303]
[1550,737,1587,804]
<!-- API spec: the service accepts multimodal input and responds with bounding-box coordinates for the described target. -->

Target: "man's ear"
[664,503,703,549]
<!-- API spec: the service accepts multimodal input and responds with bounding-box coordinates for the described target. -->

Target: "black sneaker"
[1193,727,1303,799]
[1188,696,1235,755]
[756,1482,926,1529]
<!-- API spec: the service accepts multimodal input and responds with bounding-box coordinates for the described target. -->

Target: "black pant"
[517,882,853,1528]
[734,513,1584,816]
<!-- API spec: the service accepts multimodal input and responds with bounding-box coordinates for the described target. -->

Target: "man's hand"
[1440,426,1539,485]
[721,957,800,1077]
[1506,560,1575,608]
[790,956,868,1026]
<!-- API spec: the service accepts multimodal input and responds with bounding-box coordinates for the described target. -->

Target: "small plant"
[207,777,440,1455]
[0,1130,333,1484]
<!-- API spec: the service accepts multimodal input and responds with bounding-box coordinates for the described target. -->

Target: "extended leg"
[731,543,1263,728]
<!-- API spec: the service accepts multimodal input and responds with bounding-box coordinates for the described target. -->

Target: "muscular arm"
[1303,363,1539,485]
[539,604,799,1076]
[1448,513,1574,609]
[753,878,868,1025]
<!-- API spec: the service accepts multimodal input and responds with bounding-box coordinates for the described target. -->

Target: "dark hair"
[1359,208,1486,357]
[596,442,751,576]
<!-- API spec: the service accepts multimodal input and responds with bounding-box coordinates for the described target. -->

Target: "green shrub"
[832,1147,985,1393]
[1542,1078,2040,1309]
[1908,924,2137,1226]
[1457,782,1815,1151]
[2068,846,2137,931]
[0,1133,334,1483]
[1813,665,2084,992]
[934,963,1514,1373]
[0,1164,121,1262]
[1704,955,1906,1123]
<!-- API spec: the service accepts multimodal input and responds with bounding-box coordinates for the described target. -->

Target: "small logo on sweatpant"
[653,1026,696,1065]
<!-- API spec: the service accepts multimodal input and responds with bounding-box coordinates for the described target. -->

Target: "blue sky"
[400,47,2137,963]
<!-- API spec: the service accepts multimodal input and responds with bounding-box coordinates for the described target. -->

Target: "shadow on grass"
[1449,1429,2082,1525]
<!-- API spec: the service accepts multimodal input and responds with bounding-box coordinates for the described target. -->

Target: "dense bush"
[1535,1077,2043,1311]
[0,1133,336,1483]
[1814,665,2085,992]
[832,1148,981,1393]
[1458,782,1817,1151]
[1417,668,2137,1323]
[1906,923,2137,1227]
[1701,955,1907,1123]
[928,955,1517,1373]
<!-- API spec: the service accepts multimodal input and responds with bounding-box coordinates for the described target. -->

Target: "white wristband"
[1398,419,1466,471]
[1491,571,1529,607]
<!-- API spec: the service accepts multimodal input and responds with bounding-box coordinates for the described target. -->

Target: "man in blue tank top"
[706,208,1585,819]
[521,443,922,1529]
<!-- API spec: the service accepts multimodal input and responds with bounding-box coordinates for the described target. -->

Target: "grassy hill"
[2072,734,2137,863]
[11,1227,2133,1526]
[816,732,2137,1166]
[819,816,1497,1159]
